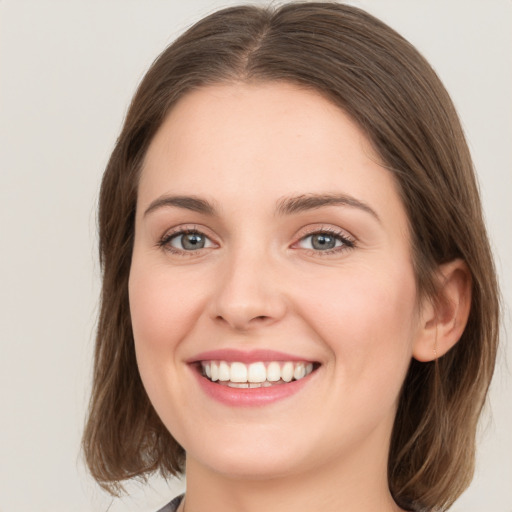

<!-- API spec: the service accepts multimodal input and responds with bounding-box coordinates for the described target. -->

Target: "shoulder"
[156,494,184,512]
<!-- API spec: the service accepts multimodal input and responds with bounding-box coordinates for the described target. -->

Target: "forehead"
[139,82,407,231]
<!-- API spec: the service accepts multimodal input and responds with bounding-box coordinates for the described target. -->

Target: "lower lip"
[191,366,316,407]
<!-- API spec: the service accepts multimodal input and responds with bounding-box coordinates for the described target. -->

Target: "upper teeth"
[201,361,314,384]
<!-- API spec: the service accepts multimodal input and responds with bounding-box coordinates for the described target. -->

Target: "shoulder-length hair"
[82,3,500,510]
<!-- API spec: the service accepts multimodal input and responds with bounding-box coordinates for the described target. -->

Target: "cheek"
[127,259,211,419]
[128,261,203,354]
[295,259,418,389]
[128,260,206,429]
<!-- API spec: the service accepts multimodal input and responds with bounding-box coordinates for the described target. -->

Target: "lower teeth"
[226,381,277,388]
[210,379,285,388]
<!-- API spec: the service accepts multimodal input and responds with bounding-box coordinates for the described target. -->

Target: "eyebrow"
[275,193,380,222]
[144,195,217,217]
[143,192,380,222]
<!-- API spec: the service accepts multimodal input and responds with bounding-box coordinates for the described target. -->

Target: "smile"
[201,360,316,388]
[189,351,321,407]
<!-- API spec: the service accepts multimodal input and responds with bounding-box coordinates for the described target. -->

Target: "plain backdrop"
[0,1,510,511]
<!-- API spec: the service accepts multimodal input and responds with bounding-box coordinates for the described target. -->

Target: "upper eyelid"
[161,224,214,239]
[157,223,356,248]
[157,224,218,249]
[158,227,218,256]
[294,224,356,242]
[291,225,357,254]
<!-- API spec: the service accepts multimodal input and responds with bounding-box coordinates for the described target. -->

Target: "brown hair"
[82,3,500,510]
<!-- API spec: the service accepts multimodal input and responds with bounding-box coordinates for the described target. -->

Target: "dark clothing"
[156,494,184,512]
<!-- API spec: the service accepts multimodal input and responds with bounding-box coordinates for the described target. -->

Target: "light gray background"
[0,1,510,511]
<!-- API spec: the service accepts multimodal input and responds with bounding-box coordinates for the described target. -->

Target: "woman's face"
[129,82,424,479]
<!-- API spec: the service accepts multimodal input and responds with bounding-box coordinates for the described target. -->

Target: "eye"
[160,229,215,252]
[296,230,354,253]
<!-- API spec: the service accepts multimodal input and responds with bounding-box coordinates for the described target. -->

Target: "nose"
[209,247,287,332]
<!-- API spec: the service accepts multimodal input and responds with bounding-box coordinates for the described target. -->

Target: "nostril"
[213,309,279,330]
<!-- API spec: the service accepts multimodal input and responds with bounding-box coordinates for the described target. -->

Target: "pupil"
[312,234,335,250]
[182,233,205,250]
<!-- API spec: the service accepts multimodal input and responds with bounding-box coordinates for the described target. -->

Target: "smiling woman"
[81,3,499,512]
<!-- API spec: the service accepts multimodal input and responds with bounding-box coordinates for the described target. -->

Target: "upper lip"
[187,349,318,364]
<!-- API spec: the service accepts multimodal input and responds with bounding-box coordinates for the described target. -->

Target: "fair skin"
[129,82,470,512]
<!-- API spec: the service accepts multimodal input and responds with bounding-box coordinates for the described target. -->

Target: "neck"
[181,439,403,512]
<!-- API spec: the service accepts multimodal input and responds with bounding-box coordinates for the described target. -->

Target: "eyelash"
[295,227,355,256]
[157,226,356,256]
[157,226,215,256]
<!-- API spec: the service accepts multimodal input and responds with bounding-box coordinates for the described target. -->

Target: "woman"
[82,3,500,511]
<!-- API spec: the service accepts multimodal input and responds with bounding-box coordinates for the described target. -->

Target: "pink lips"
[188,349,319,407]
[188,348,316,364]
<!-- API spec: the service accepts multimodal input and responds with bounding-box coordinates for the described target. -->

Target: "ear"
[413,259,472,362]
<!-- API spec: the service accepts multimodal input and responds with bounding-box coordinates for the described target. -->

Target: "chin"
[185,430,312,480]
[203,453,303,481]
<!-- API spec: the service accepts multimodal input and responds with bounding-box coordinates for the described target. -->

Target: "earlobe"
[413,259,472,362]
